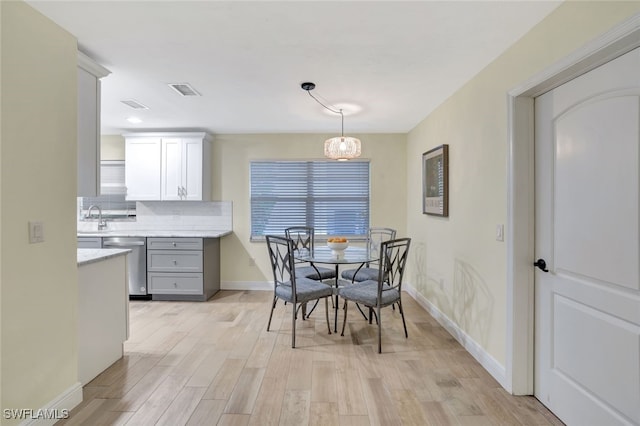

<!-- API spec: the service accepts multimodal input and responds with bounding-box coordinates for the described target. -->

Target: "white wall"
[0,2,79,423]
[405,1,640,370]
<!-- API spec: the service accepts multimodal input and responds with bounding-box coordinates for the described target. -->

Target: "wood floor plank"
[202,358,246,400]
[157,336,200,367]
[224,367,266,414]
[155,385,207,426]
[109,365,172,412]
[262,341,293,380]
[123,373,189,425]
[311,360,338,403]
[57,398,107,426]
[185,349,230,388]
[421,401,456,426]
[217,413,251,426]
[280,389,311,426]
[335,364,368,416]
[338,415,371,426]
[458,377,523,425]
[91,409,134,425]
[286,349,313,390]
[245,332,277,368]
[247,375,286,426]
[309,401,339,426]
[61,292,563,426]
[99,354,162,399]
[361,377,402,425]
[185,399,226,426]
[390,389,430,426]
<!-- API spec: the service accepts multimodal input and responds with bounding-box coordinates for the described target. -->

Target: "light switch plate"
[496,224,504,242]
[29,221,45,244]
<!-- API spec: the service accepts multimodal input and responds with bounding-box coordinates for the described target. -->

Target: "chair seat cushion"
[276,277,333,303]
[296,265,337,280]
[341,267,379,282]
[338,280,399,307]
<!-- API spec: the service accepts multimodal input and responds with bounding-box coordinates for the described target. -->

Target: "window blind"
[80,161,136,218]
[250,160,370,240]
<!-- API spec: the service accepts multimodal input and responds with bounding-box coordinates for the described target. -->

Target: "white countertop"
[77,248,131,266]
[77,229,233,238]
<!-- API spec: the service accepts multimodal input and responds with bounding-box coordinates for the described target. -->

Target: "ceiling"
[27,1,561,136]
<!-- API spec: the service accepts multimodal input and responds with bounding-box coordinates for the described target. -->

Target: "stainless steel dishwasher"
[102,237,148,297]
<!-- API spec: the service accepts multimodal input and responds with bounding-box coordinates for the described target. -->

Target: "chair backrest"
[285,227,315,263]
[368,227,397,253]
[266,235,297,293]
[376,237,411,294]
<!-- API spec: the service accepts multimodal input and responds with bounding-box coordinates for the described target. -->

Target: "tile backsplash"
[77,201,232,232]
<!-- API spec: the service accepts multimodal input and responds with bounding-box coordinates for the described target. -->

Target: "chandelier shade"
[301,81,362,161]
[324,136,362,161]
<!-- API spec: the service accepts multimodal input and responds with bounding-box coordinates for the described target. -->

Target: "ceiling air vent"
[121,99,149,110]
[168,83,201,97]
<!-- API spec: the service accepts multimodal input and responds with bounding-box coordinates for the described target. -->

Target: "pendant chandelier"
[301,82,361,161]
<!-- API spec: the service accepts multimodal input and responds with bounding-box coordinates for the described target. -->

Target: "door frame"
[506,13,640,395]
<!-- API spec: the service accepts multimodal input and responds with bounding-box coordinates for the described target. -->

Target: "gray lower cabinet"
[78,237,102,248]
[147,237,220,301]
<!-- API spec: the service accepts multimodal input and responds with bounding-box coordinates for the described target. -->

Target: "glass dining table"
[294,246,378,332]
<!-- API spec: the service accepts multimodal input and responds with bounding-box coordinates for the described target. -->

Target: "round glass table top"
[294,246,378,265]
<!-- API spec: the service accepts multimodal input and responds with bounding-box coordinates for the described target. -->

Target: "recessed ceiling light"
[168,83,201,97]
[121,99,149,110]
[126,117,142,124]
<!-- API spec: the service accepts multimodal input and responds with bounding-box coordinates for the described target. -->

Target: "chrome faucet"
[86,204,107,230]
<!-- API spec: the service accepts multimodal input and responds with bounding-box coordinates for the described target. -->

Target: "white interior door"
[534,47,640,425]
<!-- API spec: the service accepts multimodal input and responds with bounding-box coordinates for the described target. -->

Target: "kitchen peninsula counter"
[77,248,131,265]
[77,248,129,385]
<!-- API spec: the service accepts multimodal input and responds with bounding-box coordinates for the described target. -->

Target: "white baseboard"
[404,284,507,390]
[221,281,271,291]
[19,382,82,426]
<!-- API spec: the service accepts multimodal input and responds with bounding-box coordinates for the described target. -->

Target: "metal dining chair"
[339,237,411,353]
[341,227,396,282]
[265,235,333,348]
[285,226,337,281]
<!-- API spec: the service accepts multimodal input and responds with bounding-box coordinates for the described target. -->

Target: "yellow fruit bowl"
[327,238,349,256]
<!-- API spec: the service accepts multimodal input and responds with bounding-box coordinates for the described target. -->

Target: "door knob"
[534,258,549,272]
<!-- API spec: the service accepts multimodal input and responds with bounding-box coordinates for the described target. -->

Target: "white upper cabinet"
[124,132,212,201]
[125,137,162,200]
[77,52,110,197]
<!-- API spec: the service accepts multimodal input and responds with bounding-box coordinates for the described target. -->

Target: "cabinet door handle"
[182,186,187,198]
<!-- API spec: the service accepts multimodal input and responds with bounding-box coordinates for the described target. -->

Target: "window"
[80,161,136,219]
[250,160,370,240]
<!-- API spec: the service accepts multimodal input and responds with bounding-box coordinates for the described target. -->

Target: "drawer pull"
[173,282,177,287]
[173,260,177,265]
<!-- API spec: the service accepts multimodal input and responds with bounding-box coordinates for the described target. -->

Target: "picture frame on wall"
[422,144,449,216]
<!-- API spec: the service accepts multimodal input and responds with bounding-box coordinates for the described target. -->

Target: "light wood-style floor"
[59,290,563,426]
